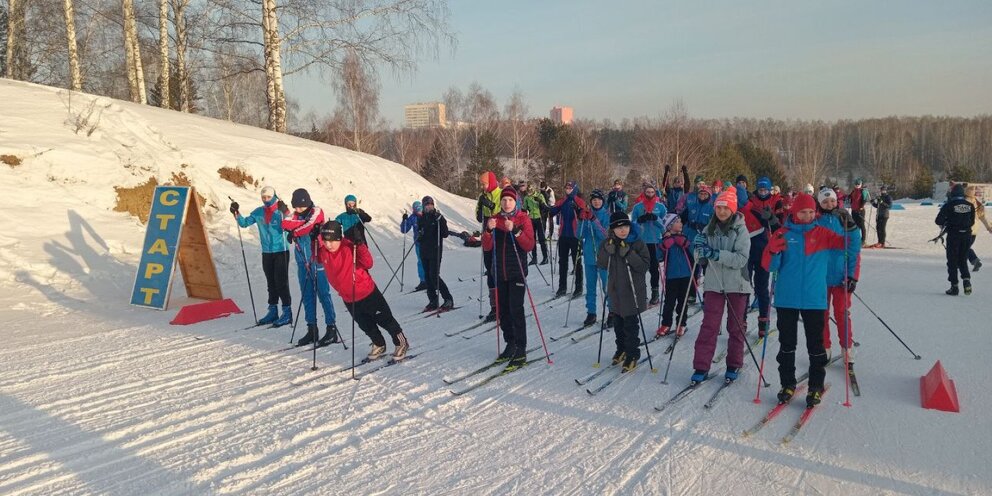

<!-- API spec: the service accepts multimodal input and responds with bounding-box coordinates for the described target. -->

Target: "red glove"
[767,231,786,254]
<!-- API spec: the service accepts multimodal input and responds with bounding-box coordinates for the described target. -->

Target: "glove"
[767,232,786,254]
[277,200,288,214]
[285,230,295,244]
[348,226,367,245]
[310,228,320,241]
[844,278,857,293]
[637,214,653,223]
[681,165,688,174]
[695,243,717,260]
[604,238,618,255]
[617,240,630,258]
[229,201,239,214]
[664,163,672,172]
[478,194,495,211]
[759,207,774,221]
[402,212,409,223]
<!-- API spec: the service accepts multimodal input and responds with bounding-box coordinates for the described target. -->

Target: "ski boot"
[622,351,640,373]
[540,255,549,266]
[572,288,583,299]
[273,306,292,326]
[424,301,439,312]
[676,326,686,337]
[483,309,497,323]
[367,343,387,360]
[611,350,626,366]
[725,368,739,382]
[690,370,708,385]
[555,287,567,298]
[441,298,454,310]
[529,255,538,266]
[392,332,409,360]
[946,284,959,296]
[973,259,983,272]
[318,324,341,346]
[258,305,279,325]
[413,281,428,292]
[806,389,824,408]
[649,288,660,306]
[583,313,597,327]
[687,293,697,305]
[655,325,671,338]
[505,351,527,371]
[777,386,796,404]
[964,279,972,295]
[296,324,318,347]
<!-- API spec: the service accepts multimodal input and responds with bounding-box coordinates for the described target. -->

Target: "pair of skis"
[743,384,832,444]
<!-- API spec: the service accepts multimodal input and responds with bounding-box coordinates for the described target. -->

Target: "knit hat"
[804,184,815,195]
[736,174,748,184]
[662,213,679,231]
[291,188,313,208]
[714,188,739,214]
[344,194,357,205]
[319,220,342,241]
[817,187,837,203]
[422,195,435,206]
[855,177,864,186]
[642,180,657,192]
[261,186,276,198]
[412,201,423,213]
[698,184,712,196]
[590,189,605,201]
[793,193,817,212]
[500,186,518,202]
[609,211,631,229]
[950,183,965,197]
[880,184,888,192]
[757,177,772,190]
[694,175,705,185]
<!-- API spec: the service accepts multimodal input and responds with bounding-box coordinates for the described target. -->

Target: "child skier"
[317,221,409,360]
[230,186,292,326]
[656,214,694,337]
[816,188,861,365]
[335,194,372,244]
[550,180,587,298]
[579,189,611,327]
[400,201,427,292]
[477,171,502,321]
[763,193,846,408]
[481,187,536,367]
[282,189,340,347]
[520,181,550,265]
[688,188,752,384]
[417,196,454,311]
[630,181,668,305]
[597,211,651,372]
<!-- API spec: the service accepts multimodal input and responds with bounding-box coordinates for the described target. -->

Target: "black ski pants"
[661,277,691,328]
[346,286,402,347]
[646,243,660,291]
[946,234,972,284]
[531,218,548,261]
[852,210,867,244]
[557,236,583,292]
[262,250,292,306]
[876,216,888,245]
[497,280,527,353]
[614,313,642,358]
[776,308,828,392]
[422,250,452,306]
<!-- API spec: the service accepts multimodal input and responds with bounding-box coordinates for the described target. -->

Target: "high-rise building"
[404,102,447,129]
[550,106,573,125]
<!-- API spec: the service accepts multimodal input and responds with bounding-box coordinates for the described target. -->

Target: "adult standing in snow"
[663,164,692,214]
[335,194,372,245]
[689,188,751,385]
[597,211,651,372]
[816,188,861,365]
[550,180,587,298]
[630,180,668,305]
[541,180,556,239]
[418,196,454,311]
[230,186,292,326]
[741,177,783,337]
[521,181,550,265]
[606,179,628,214]
[477,171,502,321]
[282,189,340,347]
[400,201,427,292]
[965,185,991,272]
[870,185,893,248]
[482,187,535,369]
[579,189,612,326]
[317,221,409,360]
[762,193,845,408]
[849,178,870,245]
[936,183,976,295]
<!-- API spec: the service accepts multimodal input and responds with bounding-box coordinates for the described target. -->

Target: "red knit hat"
[714,188,739,214]
[500,186,518,202]
[793,193,816,212]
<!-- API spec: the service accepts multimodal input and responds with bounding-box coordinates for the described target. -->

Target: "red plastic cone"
[920,360,960,413]
[170,298,243,325]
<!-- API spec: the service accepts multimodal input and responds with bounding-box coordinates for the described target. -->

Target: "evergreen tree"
[735,141,788,191]
[707,143,754,187]
[911,165,935,199]
[462,129,501,195]
[422,137,448,188]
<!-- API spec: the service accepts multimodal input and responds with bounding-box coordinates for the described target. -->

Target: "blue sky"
[284,1,992,126]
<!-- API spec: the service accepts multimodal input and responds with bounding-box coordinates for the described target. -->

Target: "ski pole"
[400,218,407,292]
[661,257,700,385]
[853,291,921,359]
[351,242,358,379]
[360,224,398,278]
[655,249,666,331]
[228,197,258,323]
[289,240,312,344]
[594,254,611,368]
[714,254,771,388]
[310,246,319,371]
[842,227,852,407]
[380,240,417,293]
[489,222,501,355]
[478,244,486,319]
[627,263,657,373]
[754,272,775,404]
[509,230,553,364]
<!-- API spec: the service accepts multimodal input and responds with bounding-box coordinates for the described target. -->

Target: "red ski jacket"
[317,238,376,303]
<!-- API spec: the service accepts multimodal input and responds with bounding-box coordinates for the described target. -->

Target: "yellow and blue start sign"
[130,186,191,309]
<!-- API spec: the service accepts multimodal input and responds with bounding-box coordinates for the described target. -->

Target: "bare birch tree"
[62,0,82,90]
[157,0,169,107]
[121,0,146,103]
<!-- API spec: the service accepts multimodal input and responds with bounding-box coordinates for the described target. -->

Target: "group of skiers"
[228,167,989,411]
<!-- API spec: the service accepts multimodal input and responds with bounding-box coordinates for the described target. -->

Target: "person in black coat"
[417,196,454,311]
[936,183,976,295]
[870,185,893,247]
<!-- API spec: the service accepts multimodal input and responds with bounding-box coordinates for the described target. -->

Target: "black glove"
[680,165,688,174]
[638,213,656,223]
[617,240,630,258]
[277,200,288,214]
[478,194,495,211]
[347,226,367,246]
[285,230,295,244]
[402,212,409,222]
[229,201,239,214]
[604,238,618,255]
[310,228,320,241]
[845,278,857,293]
[768,215,781,231]
[759,206,774,221]
[664,163,672,172]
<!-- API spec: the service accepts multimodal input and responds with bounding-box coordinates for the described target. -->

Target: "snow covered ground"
[1,79,990,495]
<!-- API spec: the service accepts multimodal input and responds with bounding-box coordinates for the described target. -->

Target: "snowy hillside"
[1,79,991,495]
